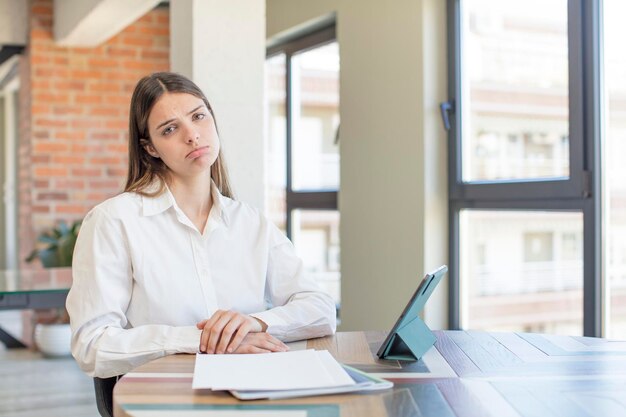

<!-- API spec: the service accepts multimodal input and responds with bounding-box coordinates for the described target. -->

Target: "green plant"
[26,220,82,268]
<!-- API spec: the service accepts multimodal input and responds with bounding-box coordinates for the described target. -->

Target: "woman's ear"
[140,138,159,158]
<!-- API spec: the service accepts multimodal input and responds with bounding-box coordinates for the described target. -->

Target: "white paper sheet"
[192,349,355,391]
[129,411,307,417]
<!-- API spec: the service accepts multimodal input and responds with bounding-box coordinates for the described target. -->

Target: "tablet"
[376,265,448,361]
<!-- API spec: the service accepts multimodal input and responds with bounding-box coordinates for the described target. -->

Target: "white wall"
[0,0,27,45]
[170,0,266,211]
[267,0,448,331]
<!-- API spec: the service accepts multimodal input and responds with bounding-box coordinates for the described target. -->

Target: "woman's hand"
[196,310,286,354]
[229,332,289,354]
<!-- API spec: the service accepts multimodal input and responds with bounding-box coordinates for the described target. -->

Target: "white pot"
[34,323,72,357]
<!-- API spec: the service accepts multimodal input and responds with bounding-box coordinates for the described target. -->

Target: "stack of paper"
[192,349,393,400]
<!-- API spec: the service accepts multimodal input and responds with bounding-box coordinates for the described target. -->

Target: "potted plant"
[25,220,81,268]
[26,220,81,356]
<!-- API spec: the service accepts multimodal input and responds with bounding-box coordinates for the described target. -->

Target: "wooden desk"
[113,331,626,417]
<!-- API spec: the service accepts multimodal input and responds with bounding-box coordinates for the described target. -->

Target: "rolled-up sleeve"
[66,207,200,378]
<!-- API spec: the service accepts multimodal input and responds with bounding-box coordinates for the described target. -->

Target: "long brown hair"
[125,72,234,198]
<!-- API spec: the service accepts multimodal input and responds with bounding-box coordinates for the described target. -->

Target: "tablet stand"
[378,315,436,361]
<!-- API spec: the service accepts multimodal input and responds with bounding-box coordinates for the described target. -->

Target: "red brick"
[75,94,103,104]
[32,2,53,15]
[57,205,87,214]
[89,106,121,117]
[34,118,68,128]
[34,167,68,177]
[72,168,102,176]
[57,131,86,141]
[106,144,128,153]
[107,168,127,177]
[53,56,69,66]
[89,180,120,189]
[121,36,153,47]
[31,55,50,65]
[32,104,50,114]
[92,132,120,141]
[52,155,85,164]
[91,156,122,165]
[37,192,68,201]
[88,58,119,69]
[53,80,85,90]
[32,155,50,163]
[87,193,110,201]
[105,120,128,130]
[31,80,51,89]
[89,82,119,92]
[31,28,51,40]
[71,69,104,79]
[72,119,102,129]
[33,92,70,103]
[107,47,137,58]
[139,27,169,37]
[70,144,90,153]
[141,50,169,60]
[55,180,85,189]
[32,205,50,213]
[52,105,83,116]
[33,130,49,139]
[33,142,68,153]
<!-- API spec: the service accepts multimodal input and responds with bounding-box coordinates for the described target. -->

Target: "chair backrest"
[93,375,121,417]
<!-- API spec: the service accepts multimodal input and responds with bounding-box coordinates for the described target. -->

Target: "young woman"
[67,72,337,379]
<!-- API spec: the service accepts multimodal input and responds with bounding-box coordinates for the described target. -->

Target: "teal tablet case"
[377,266,447,361]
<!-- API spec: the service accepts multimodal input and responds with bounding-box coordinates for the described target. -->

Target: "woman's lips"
[186,146,210,159]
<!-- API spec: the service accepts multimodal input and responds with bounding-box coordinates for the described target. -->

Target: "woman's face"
[144,92,220,181]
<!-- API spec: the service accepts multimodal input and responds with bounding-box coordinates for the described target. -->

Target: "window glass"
[461,0,569,182]
[460,210,583,335]
[291,42,340,191]
[291,209,340,306]
[265,53,287,232]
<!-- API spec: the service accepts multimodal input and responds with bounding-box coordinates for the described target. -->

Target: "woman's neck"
[167,175,213,233]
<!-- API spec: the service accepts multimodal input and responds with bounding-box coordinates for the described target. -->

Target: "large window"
[447,0,602,336]
[265,27,341,306]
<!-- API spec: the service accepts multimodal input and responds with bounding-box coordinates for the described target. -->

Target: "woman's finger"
[240,333,288,352]
[206,311,236,353]
[234,345,272,354]
[199,310,226,352]
[215,315,246,354]
[225,321,252,353]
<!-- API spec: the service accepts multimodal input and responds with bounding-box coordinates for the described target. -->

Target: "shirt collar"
[141,180,230,228]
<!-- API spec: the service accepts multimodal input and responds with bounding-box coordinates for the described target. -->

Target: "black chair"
[94,376,122,417]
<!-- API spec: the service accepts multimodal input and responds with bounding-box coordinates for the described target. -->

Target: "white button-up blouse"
[66,184,337,378]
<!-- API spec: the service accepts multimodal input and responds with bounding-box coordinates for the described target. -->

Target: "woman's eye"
[162,125,176,136]
[193,113,206,121]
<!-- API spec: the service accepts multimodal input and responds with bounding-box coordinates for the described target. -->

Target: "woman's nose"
[183,125,199,144]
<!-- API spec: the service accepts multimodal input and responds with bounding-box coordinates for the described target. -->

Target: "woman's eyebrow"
[155,105,204,130]
[156,118,176,130]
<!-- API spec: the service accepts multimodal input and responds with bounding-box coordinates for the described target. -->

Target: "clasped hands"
[196,309,288,354]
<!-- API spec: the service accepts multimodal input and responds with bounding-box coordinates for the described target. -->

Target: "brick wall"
[20,0,170,267]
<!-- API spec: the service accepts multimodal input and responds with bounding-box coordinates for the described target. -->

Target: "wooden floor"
[0,347,98,417]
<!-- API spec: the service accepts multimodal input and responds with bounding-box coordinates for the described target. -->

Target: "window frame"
[446,0,603,336]
[266,25,339,239]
